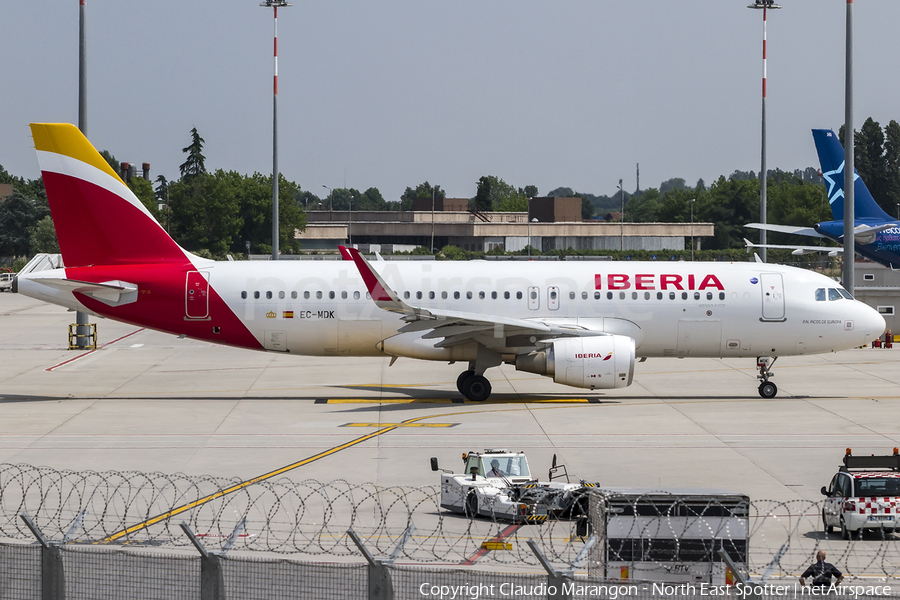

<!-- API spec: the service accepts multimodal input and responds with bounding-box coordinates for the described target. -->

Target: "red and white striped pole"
[748,1,780,263]
[261,1,291,260]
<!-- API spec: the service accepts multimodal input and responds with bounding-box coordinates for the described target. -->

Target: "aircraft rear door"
[185,271,209,319]
[760,273,785,321]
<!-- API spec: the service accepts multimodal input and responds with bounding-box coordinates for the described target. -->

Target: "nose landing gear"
[757,356,778,398]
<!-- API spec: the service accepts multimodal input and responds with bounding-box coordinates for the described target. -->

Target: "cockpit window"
[838,288,853,300]
[815,288,826,302]
[828,288,842,301]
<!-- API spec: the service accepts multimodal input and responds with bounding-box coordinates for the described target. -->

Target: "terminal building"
[297,196,714,254]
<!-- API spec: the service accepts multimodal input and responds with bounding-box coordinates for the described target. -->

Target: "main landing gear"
[456,347,502,402]
[757,356,778,398]
[456,369,492,402]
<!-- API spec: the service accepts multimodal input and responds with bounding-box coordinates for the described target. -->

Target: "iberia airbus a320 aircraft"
[16,124,886,401]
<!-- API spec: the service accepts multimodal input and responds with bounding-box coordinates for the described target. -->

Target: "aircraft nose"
[855,300,886,341]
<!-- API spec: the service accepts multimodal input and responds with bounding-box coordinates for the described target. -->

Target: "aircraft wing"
[743,239,841,256]
[744,223,824,238]
[344,247,599,350]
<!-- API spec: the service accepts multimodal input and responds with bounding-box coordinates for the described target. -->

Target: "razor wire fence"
[1,463,899,580]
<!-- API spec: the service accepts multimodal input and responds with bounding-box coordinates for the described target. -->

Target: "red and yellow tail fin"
[31,123,188,267]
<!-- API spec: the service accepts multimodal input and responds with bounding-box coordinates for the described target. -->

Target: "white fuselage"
[19,259,884,360]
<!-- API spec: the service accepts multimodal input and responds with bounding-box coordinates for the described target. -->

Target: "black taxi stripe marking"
[99,403,594,544]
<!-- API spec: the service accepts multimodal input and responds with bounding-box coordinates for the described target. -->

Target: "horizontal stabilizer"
[24,275,139,307]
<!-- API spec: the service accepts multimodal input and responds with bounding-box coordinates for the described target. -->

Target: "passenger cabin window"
[416,292,422,300]
[354,291,360,300]
[454,291,460,299]
[266,291,273,300]
[467,292,473,299]
[404,292,410,300]
[254,291,260,299]
[516,291,523,300]
[241,291,247,299]
[279,291,285,299]
[594,292,601,300]
[569,292,575,300]
[291,291,298,299]
[341,291,347,299]
[491,292,497,299]
[429,291,435,300]
[479,291,485,299]
[316,291,323,299]
[442,291,448,300]
[329,291,335,299]
[304,291,310,299]
[504,291,510,299]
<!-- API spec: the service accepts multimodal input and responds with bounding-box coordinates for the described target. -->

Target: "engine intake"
[515,335,635,390]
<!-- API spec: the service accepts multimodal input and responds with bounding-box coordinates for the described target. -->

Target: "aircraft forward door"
[185,271,209,319]
[760,273,785,321]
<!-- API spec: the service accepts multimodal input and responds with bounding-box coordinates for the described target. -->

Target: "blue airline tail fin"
[812,128,892,221]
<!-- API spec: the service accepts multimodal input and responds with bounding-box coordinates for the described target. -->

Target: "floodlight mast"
[260,1,292,260]
[747,0,781,264]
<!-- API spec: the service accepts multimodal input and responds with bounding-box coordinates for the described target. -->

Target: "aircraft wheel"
[758,381,777,399]
[456,370,474,395]
[463,375,492,402]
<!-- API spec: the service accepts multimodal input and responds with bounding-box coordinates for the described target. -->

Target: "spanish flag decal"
[283,311,294,319]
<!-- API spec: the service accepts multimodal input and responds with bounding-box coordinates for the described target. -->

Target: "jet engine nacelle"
[515,335,635,390]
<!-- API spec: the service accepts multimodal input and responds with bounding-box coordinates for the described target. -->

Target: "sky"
[2,1,899,203]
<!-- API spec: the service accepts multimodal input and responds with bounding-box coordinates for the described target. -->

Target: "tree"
[167,170,240,256]
[885,120,900,212]
[400,181,444,211]
[179,127,206,181]
[29,215,60,253]
[520,185,538,198]
[474,176,524,212]
[99,150,119,176]
[0,192,46,256]
[128,177,161,221]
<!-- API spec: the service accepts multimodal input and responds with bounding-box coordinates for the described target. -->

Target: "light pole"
[322,185,332,212]
[260,0,291,260]
[690,198,696,261]
[74,0,90,347]
[617,179,624,251]
[348,194,353,248]
[842,0,855,294]
[748,0,781,264]
[527,196,532,257]
[430,186,435,254]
